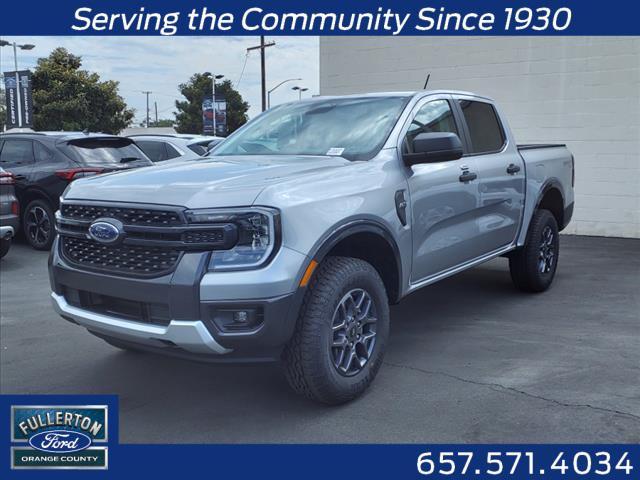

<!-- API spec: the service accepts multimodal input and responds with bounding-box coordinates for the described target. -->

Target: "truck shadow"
[76,258,528,441]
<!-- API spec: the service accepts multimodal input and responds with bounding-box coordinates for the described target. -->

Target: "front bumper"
[49,237,308,361]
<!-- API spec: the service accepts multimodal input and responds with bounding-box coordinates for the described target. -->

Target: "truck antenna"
[423,74,431,90]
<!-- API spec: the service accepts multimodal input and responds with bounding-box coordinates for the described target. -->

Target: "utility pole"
[247,36,275,112]
[154,101,158,125]
[142,91,152,128]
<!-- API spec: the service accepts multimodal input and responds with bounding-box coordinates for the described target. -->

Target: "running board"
[407,244,515,294]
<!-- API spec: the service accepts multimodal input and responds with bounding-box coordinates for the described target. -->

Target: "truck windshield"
[213,96,408,161]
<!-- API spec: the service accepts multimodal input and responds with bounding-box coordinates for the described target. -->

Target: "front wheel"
[283,256,390,404]
[509,209,560,292]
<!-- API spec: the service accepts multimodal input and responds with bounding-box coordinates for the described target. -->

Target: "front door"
[403,96,481,283]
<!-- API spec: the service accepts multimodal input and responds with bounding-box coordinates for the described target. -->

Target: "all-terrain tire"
[283,256,390,405]
[509,209,560,292]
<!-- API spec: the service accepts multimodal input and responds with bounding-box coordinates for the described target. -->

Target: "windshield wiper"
[120,157,141,163]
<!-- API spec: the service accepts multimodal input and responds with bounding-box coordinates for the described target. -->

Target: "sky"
[0,36,319,125]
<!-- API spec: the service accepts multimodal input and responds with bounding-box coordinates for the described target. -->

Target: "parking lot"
[1,235,638,443]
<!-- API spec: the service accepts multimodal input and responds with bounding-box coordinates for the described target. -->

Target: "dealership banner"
[202,95,227,136]
[0,0,639,35]
[3,70,33,128]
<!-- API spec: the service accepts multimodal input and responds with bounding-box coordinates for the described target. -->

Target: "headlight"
[185,207,280,271]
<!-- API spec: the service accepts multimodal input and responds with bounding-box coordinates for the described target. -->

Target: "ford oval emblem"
[28,429,92,453]
[88,219,123,244]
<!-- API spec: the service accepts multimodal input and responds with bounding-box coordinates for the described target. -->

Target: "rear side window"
[165,143,181,159]
[136,140,168,162]
[0,139,35,167]
[187,144,207,156]
[34,141,55,162]
[457,100,505,154]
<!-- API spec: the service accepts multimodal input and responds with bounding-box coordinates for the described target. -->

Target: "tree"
[31,48,134,134]
[175,75,248,135]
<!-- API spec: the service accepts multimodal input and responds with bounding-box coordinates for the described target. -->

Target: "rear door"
[403,94,481,282]
[0,138,36,198]
[454,96,525,253]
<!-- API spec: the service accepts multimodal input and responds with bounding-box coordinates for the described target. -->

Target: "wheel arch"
[20,188,56,216]
[535,179,565,230]
[307,219,403,304]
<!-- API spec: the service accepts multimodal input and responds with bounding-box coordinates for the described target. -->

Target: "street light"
[0,41,35,128]
[267,78,302,108]
[291,86,309,100]
[204,72,224,135]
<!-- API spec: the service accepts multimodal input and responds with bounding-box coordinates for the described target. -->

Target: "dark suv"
[0,132,153,250]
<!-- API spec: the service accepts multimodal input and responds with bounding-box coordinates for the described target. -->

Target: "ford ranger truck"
[49,91,574,404]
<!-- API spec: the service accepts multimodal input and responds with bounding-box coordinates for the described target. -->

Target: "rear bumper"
[0,225,14,240]
[49,237,308,361]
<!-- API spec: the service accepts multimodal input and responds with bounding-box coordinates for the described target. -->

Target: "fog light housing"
[210,307,264,332]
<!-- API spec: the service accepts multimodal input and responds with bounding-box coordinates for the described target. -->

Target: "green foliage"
[174,75,248,135]
[149,118,175,128]
[31,48,134,134]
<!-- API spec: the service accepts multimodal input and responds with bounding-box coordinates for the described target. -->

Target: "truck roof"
[292,90,494,103]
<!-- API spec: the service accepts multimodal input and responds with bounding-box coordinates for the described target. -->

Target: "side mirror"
[403,132,463,166]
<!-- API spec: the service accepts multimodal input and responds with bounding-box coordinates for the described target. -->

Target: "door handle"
[459,171,477,183]
[506,163,521,174]
[12,174,26,181]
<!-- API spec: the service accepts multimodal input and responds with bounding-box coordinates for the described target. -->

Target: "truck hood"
[64,155,351,208]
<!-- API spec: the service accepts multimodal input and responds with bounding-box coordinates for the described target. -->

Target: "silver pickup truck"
[49,91,574,404]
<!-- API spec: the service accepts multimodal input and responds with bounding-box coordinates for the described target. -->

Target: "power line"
[236,52,249,89]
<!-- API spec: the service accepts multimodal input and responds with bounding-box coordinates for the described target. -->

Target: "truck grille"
[61,236,180,276]
[61,204,182,226]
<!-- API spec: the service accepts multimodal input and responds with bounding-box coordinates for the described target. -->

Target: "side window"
[34,141,55,162]
[404,100,458,153]
[0,139,35,167]
[165,143,181,159]
[457,100,505,154]
[135,140,167,162]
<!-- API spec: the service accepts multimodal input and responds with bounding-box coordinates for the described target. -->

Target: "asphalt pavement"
[1,235,638,443]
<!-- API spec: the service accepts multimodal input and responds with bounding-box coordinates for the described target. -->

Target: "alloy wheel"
[538,225,555,274]
[26,206,51,247]
[330,288,378,376]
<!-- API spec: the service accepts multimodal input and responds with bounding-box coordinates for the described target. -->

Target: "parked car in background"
[0,132,153,250]
[0,167,19,259]
[50,91,574,404]
[128,134,224,162]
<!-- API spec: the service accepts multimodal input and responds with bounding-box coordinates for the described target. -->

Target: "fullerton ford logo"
[28,430,92,453]
[11,405,109,470]
[88,218,123,244]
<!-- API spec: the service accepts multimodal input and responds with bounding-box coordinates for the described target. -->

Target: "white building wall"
[320,37,640,238]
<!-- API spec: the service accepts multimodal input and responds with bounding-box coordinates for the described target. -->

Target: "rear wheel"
[283,256,390,404]
[23,199,55,250]
[509,209,559,292]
